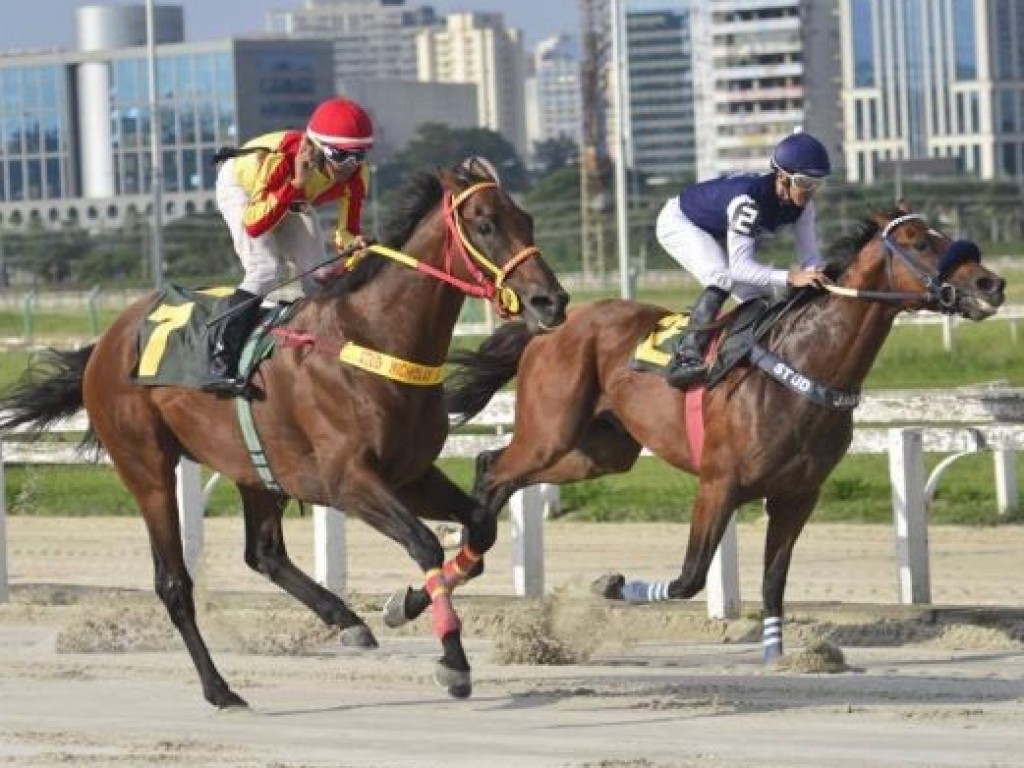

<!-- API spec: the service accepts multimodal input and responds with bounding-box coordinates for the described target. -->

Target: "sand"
[0,516,1022,768]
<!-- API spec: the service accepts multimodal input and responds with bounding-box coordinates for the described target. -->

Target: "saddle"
[630,291,814,389]
[133,285,296,391]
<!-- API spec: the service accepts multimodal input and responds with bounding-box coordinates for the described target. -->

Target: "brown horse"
[389,205,1005,661]
[0,159,568,706]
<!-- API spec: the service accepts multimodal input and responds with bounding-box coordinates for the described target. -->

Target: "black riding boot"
[202,289,260,396]
[665,286,729,389]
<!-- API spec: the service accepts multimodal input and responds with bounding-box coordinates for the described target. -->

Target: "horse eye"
[476,219,494,238]
[913,238,929,251]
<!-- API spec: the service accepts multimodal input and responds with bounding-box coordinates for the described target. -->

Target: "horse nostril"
[977,276,1005,297]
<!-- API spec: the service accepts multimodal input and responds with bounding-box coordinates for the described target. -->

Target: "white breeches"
[655,200,766,302]
[216,160,326,296]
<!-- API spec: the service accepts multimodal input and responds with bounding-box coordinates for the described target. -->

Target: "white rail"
[2,387,1023,615]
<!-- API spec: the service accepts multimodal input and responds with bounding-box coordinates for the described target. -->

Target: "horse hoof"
[339,624,378,648]
[591,572,625,600]
[434,662,472,699]
[383,587,413,628]
[212,689,248,710]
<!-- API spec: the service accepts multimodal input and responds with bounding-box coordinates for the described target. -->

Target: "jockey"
[206,96,375,395]
[656,131,832,389]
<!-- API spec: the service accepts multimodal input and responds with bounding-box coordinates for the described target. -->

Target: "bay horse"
[385,205,1005,661]
[0,159,568,706]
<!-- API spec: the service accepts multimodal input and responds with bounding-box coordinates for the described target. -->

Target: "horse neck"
[336,207,468,365]
[778,257,901,389]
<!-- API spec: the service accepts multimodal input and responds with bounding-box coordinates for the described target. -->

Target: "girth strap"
[750,344,860,410]
[233,305,294,494]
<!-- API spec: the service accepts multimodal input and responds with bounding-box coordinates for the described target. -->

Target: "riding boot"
[202,289,261,396]
[665,286,729,389]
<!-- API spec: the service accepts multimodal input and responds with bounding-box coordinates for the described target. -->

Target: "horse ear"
[437,167,465,193]
[896,197,911,213]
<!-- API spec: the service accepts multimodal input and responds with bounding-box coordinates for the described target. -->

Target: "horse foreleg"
[599,476,739,606]
[238,486,377,648]
[760,489,820,662]
[383,466,495,628]
[340,462,472,699]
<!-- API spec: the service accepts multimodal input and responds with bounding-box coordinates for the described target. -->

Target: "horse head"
[836,202,1005,321]
[438,158,569,332]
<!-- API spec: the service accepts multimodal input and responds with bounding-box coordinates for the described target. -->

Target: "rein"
[337,181,540,318]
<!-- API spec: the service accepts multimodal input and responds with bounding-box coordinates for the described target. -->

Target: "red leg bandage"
[442,545,481,589]
[424,568,461,638]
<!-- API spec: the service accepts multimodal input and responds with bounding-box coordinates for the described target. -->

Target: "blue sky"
[0,0,580,51]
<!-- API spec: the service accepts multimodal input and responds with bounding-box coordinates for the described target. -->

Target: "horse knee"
[245,541,286,579]
[154,572,195,625]
[465,508,497,554]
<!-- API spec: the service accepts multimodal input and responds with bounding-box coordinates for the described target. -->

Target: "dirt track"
[1,517,1023,767]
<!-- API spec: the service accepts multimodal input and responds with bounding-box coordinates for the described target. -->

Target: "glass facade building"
[0,32,333,229]
[841,0,1024,182]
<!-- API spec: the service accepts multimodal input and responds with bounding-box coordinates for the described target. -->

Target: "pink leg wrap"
[442,545,481,590]
[425,569,461,638]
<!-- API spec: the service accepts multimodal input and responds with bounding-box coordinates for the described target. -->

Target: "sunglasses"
[314,140,367,170]
[779,170,825,193]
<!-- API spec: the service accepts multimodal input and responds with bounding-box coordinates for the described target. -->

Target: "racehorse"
[0,159,568,706]
[390,204,1005,661]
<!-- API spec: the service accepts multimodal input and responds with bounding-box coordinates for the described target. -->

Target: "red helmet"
[306,98,374,150]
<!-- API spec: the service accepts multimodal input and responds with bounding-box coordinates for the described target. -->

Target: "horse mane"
[324,161,496,298]
[822,206,904,280]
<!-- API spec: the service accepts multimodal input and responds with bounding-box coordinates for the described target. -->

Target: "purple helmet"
[771,132,831,178]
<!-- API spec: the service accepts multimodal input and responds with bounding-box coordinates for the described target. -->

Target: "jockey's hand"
[787,267,830,289]
[292,135,316,190]
[341,235,371,255]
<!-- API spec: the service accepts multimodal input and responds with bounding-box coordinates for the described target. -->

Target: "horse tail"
[446,321,533,425]
[0,346,99,452]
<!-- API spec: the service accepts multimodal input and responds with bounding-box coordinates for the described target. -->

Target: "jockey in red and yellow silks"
[207,97,374,396]
[233,129,369,250]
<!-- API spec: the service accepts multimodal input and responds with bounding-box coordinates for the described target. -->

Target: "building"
[624,7,697,181]
[697,0,841,180]
[416,13,528,159]
[0,4,335,230]
[267,0,440,83]
[525,34,582,165]
[841,0,1024,183]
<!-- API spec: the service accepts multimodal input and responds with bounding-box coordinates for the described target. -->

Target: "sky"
[0,0,580,52]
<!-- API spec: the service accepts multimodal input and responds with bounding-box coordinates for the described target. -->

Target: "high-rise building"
[624,7,697,181]
[697,0,841,180]
[417,13,527,158]
[526,34,582,163]
[267,0,439,82]
[0,4,334,230]
[841,0,1024,183]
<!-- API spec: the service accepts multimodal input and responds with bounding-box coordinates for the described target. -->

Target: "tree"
[532,136,579,177]
[376,123,529,198]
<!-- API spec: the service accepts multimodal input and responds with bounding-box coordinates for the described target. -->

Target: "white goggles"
[778,168,826,193]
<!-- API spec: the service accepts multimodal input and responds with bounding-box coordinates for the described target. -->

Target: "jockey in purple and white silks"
[656,131,834,389]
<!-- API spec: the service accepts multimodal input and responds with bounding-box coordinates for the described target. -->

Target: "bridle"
[824,213,980,314]
[350,180,541,318]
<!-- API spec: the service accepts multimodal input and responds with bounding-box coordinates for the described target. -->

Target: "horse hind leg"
[105,439,245,708]
[238,486,377,648]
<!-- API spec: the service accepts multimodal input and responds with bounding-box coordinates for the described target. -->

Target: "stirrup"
[200,376,249,397]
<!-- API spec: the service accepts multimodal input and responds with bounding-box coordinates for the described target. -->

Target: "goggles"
[777,167,826,193]
[312,138,367,170]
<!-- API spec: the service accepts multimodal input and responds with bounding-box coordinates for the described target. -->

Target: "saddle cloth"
[132,285,289,389]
